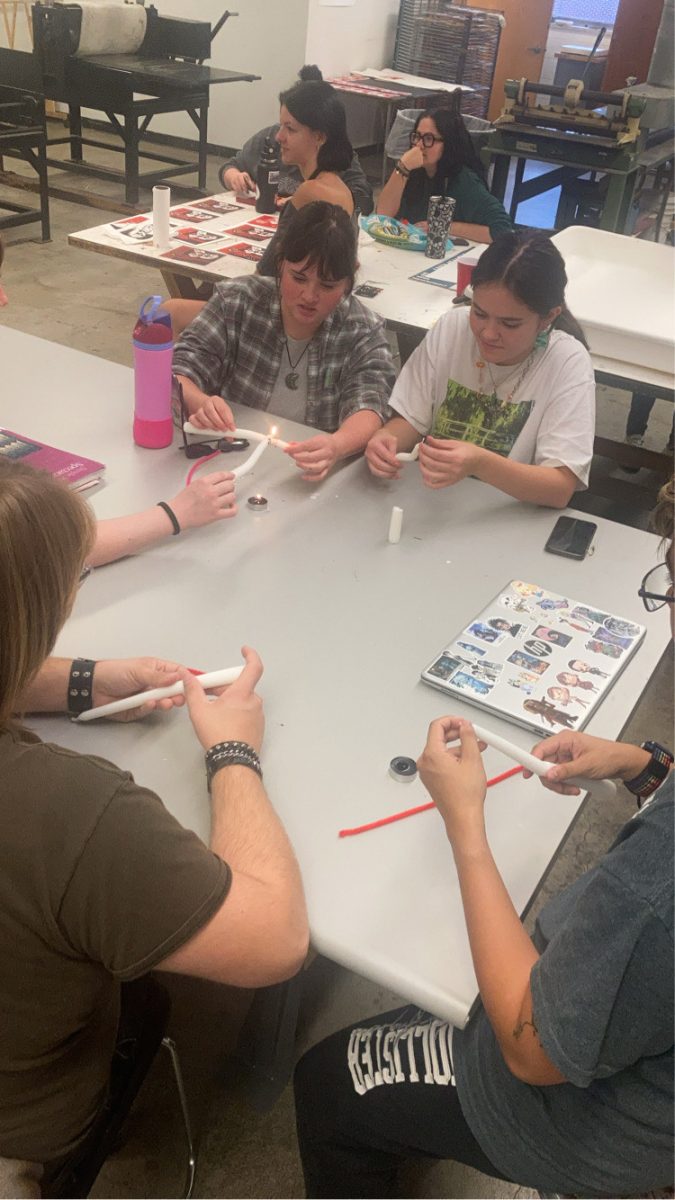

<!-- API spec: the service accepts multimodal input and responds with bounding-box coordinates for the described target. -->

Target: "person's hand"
[181,646,264,753]
[415,220,429,233]
[92,658,186,721]
[417,717,488,843]
[169,473,238,530]
[399,146,424,174]
[189,395,236,433]
[285,434,337,482]
[224,167,255,195]
[418,437,483,489]
[365,433,401,479]
[526,731,652,796]
[275,194,292,209]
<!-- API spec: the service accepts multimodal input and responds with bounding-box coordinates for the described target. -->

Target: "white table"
[3,324,670,1030]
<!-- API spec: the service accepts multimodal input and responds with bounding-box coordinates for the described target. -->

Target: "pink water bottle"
[132,295,174,448]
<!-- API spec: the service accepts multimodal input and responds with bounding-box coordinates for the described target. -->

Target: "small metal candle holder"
[247,494,268,511]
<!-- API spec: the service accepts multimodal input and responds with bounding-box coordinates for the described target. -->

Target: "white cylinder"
[76,666,242,722]
[388,505,403,544]
[153,185,171,250]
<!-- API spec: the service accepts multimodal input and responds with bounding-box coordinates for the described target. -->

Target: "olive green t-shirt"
[0,726,231,1163]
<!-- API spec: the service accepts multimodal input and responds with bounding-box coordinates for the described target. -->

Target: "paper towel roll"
[68,1,147,57]
[153,185,171,251]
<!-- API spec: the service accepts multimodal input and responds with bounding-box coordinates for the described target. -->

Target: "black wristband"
[157,500,181,536]
[67,658,96,716]
[206,740,262,789]
[394,160,410,179]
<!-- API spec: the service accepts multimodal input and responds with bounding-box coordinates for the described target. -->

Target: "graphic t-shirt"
[389,306,595,486]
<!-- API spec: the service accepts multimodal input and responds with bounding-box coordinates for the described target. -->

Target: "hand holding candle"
[76,665,243,722]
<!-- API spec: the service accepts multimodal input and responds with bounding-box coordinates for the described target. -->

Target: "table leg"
[69,105,83,163]
[509,157,527,221]
[196,103,208,192]
[124,113,140,207]
[160,270,210,301]
[488,153,510,203]
[600,170,637,234]
[380,99,394,188]
[234,974,305,1111]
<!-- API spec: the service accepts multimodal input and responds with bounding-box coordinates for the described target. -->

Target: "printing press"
[2,0,259,205]
[483,67,670,236]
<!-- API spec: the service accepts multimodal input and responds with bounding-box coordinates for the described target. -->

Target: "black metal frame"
[0,83,50,241]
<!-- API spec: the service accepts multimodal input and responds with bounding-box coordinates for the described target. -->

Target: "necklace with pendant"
[284,337,311,390]
[475,344,538,402]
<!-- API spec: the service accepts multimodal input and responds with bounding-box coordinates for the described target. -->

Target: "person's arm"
[526,730,654,796]
[175,375,236,432]
[376,145,423,218]
[341,152,374,215]
[91,473,238,566]
[18,657,188,719]
[417,717,566,1085]
[220,126,271,194]
[418,437,578,507]
[449,220,492,244]
[155,649,309,986]
[365,415,421,479]
[285,409,383,482]
[172,289,237,430]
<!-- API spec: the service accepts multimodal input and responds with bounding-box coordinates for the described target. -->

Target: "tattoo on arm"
[512,1017,541,1044]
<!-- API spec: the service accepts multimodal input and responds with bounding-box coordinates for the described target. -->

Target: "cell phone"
[544,516,597,560]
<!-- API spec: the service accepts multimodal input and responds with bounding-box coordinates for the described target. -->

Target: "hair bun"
[298,64,323,82]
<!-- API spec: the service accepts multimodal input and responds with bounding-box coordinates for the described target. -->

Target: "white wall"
[305,0,400,145]
[121,0,309,148]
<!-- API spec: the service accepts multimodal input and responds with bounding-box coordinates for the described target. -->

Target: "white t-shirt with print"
[390,306,595,487]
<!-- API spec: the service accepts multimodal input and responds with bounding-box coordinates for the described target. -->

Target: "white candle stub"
[75,666,242,722]
[388,505,403,544]
[470,721,617,802]
[396,443,420,463]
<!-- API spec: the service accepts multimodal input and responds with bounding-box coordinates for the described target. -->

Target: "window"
[552,0,619,22]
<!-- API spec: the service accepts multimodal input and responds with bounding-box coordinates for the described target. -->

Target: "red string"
[185,450,221,487]
[338,765,523,838]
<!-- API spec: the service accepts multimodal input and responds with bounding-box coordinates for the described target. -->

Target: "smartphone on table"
[544,516,597,560]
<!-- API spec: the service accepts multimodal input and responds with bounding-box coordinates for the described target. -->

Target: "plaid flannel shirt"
[172,275,395,433]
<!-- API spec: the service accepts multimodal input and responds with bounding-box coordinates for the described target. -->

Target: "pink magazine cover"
[0,429,105,489]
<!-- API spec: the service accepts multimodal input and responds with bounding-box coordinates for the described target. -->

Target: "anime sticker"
[427,654,463,681]
[571,605,610,625]
[522,698,578,729]
[507,650,549,676]
[466,622,505,646]
[456,640,487,657]
[536,595,569,612]
[585,639,623,659]
[532,626,573,648]
[506,671,538,695]
[546,685,590,709]
[450,672,494,697]
[592,627,633,650]
[498,594,534,615]
[603,616,642,639]
[512,581,544,599]
[486,618,529,638]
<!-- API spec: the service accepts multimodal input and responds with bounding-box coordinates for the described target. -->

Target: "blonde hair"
[650,476,674,550]
[0,460,94,726]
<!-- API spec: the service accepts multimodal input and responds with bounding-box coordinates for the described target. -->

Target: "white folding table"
[3,324,670,1032]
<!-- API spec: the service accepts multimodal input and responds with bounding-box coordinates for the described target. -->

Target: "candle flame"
[269,425,278,438]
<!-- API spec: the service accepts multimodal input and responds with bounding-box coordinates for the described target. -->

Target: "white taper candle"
[396,443,420,463]
[75,666,243,722]
[470,722,617,801]
[388,505,403,544]
[152,185,171,250]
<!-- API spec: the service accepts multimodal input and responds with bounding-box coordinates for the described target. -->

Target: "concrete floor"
[1,138,673,1199]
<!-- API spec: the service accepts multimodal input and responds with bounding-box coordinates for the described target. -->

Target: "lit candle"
[396,443,420,463]
[470,721,617,801]
[268,425,291,451]
[230,438,269,479]
[75,666,243,722]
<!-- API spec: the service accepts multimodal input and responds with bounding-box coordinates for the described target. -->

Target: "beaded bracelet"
[67,658,97,716]
[206,740,262,789]
[394,160,410,179]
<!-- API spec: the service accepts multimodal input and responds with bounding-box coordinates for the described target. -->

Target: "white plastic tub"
[551,225,674,375]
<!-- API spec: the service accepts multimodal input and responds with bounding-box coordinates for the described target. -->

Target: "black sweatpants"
[293,1006,512,1199]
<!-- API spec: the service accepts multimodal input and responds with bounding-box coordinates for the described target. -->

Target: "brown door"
[602,0,664,91]
[466,0,555,121]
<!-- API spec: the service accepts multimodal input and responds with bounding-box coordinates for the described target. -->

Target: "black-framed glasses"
[410,131,444,149]
[638,562,675,612]
[174,375,249,459]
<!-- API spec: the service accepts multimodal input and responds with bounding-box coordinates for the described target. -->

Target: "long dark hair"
[273,201,357,290]
[414,94,486,188]
[279,76,352,175]
[472,231,588,346]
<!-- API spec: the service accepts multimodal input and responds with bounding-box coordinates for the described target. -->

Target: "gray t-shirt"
[268,335,310,423]
[454,774,674,1197]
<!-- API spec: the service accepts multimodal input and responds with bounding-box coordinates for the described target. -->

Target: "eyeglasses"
[78,564,92,587]
[638,562,675,612]
[174,376,249,459]
[410,132,444,149]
